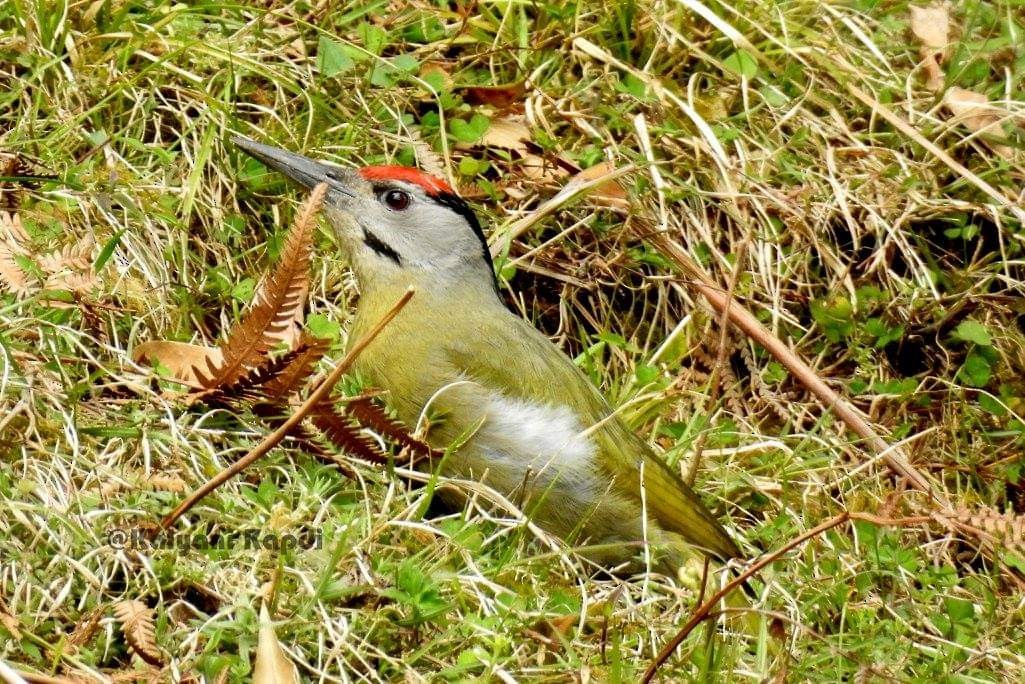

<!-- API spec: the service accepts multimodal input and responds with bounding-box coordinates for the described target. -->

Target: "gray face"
[232,136,496,291]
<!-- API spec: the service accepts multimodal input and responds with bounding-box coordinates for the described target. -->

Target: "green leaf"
[94,229,125,272]
[317,36,354,77]
[306,313,341,342]
[634,364,658,385]
[722,50,758,79]
[810,296,854,342]
[977,393,1006,416]
[458,156,483,176]
[1005,553,1025,574]
[231,277,256,303]
[391,53,419,72]
[959,349,992,387]
[358,23,387,55]
[763,361,786,384]
[396,560,426,595]
[952,319,992,346]
[449,114,491,144]
[597,331,641,354]
[945,597,974,623]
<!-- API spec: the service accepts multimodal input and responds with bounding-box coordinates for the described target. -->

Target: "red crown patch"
[359,166,453,196]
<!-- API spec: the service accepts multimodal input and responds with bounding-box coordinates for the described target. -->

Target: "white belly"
[440,393,644,549]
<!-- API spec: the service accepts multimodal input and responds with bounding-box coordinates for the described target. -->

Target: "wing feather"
[446,317,741,560]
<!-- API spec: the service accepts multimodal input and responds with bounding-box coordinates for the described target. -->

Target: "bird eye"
[380,189,411,211]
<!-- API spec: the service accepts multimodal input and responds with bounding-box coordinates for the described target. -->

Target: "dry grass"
[1,0,1025,681]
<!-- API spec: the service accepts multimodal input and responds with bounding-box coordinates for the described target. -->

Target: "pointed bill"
[231,136,357,198]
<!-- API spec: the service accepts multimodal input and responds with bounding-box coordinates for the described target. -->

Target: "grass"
[2,0,1025,680]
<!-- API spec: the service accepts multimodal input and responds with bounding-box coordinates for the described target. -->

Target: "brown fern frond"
[196,183,327,389]
[309,400,389,464]
[348,396,440,463]
[0,155,29,210]
[198,341,317,406]
[259,332,330,401]
[113,599,165,666]
[67,605,105,647]
[0,211,33,296]
[939,506,1025,555]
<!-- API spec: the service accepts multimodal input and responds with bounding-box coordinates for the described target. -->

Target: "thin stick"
[646,231,946,506]
[642,510,934,681]
[160,287,415,531]
[642,513,851,683]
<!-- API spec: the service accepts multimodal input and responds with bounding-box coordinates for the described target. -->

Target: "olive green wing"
[445,316,741,561]
[593,420,742,560]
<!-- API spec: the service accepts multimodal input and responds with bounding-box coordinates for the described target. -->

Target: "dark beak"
[231,136,355,198]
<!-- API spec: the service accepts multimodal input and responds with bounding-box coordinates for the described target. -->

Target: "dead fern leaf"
[0,210,30,245]
[309,400,389,464]
[0,154,29,210]
[38,235,98,294]
[348,396,440,463]
[939,506,1025,556]
[197,335,328,406]
[197,183,326,389]
[67,605,105,648]
[0,596,21,640]
[113,599,165,667]
[0,211,33,296]
[258,333,330,401]
[37,236,94,274]
[0,240,32,296]
[252,273,306,351]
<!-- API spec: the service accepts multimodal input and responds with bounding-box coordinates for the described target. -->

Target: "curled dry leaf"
[944,87,1012,158]
[253,603,299,684]
[133,340,223,389]
[909,3,950,91]
[945,87,1004,133]
[570,161,630,211]
[459,81,526,109]
[909,3,949,50]
[468,116,569,183]
[113,599,165,667]
[477,117,531,154]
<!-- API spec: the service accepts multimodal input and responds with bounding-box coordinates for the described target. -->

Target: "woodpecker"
[232,136,741,571]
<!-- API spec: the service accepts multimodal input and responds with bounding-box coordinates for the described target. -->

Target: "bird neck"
[349,270,505,343]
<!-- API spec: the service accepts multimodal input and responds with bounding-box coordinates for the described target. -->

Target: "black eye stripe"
[362,227,401,265]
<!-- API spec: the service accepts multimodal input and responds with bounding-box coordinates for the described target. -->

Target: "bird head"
[232,136,496,294]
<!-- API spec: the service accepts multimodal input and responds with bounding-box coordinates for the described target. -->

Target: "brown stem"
[647,231,946,507]
[159,287,415,531]
[642,512,851,683]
